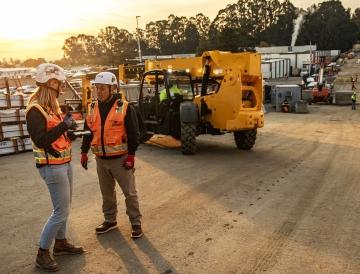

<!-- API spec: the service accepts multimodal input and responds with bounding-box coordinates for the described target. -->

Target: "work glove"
[64,113,78,130]
[67,130,77,141]
[123,154,135,170]
[80,153,88,170]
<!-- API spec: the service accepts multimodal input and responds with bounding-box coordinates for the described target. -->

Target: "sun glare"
[0,4,76,40]
[1,25,51,40]
[0,0,130,58]
[0,0,131,41]
[0,1,89,40]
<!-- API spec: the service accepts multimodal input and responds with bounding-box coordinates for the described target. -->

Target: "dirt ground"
[1,105,360,274]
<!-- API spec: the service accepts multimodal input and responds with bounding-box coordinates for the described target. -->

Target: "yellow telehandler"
[118,50,264,154]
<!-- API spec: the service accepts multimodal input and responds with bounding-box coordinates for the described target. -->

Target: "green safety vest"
[159,86,182,102]
[352,94,356,101]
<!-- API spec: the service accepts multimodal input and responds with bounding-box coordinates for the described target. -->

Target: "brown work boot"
[131,224,143,239]
[53,239,84,256]
[96,221,118,235]
[36,248,59,272]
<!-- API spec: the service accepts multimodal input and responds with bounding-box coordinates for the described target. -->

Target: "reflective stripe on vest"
[26,102,72,165]
[32,147,72,165]
[91,143,128,156]
[86,98,128,157]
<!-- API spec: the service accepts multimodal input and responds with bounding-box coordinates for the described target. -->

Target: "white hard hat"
[93,72,118,86]
[35,63,66,84]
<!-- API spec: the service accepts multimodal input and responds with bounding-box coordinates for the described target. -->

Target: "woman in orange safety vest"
[26,63,84,272]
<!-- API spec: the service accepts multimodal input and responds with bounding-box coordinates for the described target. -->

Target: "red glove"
[123,154,135,170]
[81,153,88,170]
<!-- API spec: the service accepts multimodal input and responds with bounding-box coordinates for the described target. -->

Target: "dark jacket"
[26,107,69,168]
[81,93,140,158]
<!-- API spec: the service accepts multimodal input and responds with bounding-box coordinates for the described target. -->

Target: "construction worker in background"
[351,91,357,110]
[80,72,143,238]
[281,99,290,113]
[159,78,183,102]
[351,75,357,90]
[26,63,84,272]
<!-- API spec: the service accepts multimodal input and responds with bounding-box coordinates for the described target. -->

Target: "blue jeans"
[38,163,73,249]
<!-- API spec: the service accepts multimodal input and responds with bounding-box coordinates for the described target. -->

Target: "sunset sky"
[0,0,359,61]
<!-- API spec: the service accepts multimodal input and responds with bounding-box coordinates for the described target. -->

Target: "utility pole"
[136,16,142,63]
[309,40,312,75]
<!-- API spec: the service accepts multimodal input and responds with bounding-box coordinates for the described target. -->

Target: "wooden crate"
[0,123,28,140]
[0,108,26,123]
[0,137,32,156]
[22,137,32,151]
[0,94,30,108]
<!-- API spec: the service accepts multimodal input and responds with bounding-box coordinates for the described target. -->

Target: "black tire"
[234,129,257,150]
[181,122,196,154]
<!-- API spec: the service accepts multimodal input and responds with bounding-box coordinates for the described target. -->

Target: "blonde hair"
[29,86,62,116]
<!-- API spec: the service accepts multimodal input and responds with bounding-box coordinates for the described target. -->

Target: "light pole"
[136,16,142,63]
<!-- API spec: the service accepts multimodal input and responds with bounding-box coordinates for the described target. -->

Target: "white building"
[261,58,291,79]
[256,45,340,76]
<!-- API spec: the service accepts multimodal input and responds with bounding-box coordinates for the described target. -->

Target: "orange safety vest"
[86,99,128,157]
[26,102,72,165]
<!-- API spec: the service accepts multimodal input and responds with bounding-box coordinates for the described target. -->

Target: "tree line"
[1,0,360,68]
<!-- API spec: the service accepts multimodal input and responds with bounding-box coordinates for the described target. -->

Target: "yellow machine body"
[145,51,264,132]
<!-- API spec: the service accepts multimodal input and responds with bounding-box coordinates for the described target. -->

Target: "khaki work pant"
[95,155,142,225]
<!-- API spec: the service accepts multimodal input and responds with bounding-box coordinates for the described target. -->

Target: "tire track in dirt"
[242,118,343,273]
[143,136,320,227]
[129,130,324,274]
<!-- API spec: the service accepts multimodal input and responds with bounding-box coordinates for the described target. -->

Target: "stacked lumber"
[0,94,32,156]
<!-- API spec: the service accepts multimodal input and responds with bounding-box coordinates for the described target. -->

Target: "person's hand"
[67,131,77,141]
[64,113,78,130]
[123,154,135,170]
[81,153,88,170]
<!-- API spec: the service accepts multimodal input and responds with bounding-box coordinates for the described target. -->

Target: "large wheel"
[234,129,257,150]
[181,122,196,154]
